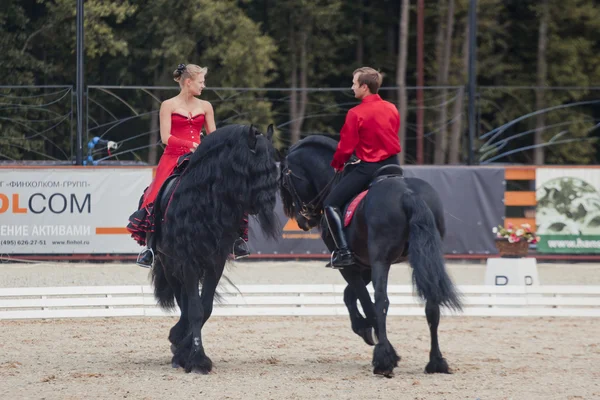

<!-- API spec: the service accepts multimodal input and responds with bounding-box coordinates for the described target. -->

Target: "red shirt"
[331,94,401,170]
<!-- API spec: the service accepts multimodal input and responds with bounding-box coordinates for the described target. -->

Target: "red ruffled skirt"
[126,148,188,246]
[126,147,250,247]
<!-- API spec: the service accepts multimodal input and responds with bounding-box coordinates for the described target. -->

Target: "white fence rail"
[1,284,600,320]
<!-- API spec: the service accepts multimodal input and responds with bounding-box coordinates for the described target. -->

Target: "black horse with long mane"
[279,135,462,377]
[151,124,280,374]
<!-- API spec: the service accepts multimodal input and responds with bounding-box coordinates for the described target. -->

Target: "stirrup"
[327,251,347,270]
[136,248,154,269]
[233,238,250,260]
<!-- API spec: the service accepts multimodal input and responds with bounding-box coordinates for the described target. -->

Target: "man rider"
[324,67,402,268]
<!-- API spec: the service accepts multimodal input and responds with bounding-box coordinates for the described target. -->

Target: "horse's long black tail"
[151,257,176,310]
[402,190,462,311]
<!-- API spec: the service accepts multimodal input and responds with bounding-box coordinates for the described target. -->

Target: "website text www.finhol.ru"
[546,239,600,249]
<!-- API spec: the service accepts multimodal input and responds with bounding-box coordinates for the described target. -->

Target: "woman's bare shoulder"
[160,97,177,110]
[198,98,213,110]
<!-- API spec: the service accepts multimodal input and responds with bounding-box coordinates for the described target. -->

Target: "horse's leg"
[424,301,451,374]
[151,256,187,361]
[423,188,451,374]
[401,182,460,373]
[370,259,400,378]
[169,285,188,358]
[342,284,374,345]
[178,264,222,372]
[324,226,374,344]
[171,267,212,374]
[199,264,223,328]
[154,256,188,357]
[340,267,378,346]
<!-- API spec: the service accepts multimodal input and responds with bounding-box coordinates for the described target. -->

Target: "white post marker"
[484,257,540,286]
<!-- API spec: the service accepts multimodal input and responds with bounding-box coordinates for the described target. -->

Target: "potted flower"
[492,223,540,258]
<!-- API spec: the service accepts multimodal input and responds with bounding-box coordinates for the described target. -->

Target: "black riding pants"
[324,156,399,210]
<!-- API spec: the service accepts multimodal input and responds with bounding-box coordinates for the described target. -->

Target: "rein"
[281,165,340,220]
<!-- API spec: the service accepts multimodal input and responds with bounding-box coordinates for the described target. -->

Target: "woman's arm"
[159,100,195,151]
[159,101,172,145]
[204,101,216,134]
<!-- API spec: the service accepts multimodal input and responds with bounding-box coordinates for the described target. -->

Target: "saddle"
[150,153,193,240]
[369,164,404,187]
[342,163,404,227]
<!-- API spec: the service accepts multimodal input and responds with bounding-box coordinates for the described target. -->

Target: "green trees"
[1,0,599,164]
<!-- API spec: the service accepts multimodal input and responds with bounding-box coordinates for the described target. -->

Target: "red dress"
[142,113,204,208]
[127,113,205,245]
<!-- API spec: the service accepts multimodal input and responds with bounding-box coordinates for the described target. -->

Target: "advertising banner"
[0,168,151,254]
[536,168,600,253]
[250,166,505,256]
[0,166,505,256]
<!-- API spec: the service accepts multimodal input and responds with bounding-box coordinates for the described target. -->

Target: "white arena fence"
[1,284,600,320]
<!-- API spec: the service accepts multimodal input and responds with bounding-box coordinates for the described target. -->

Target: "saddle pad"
[343,190,368,227]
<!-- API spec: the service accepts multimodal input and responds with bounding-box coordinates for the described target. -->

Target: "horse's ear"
[247,124,257,150]
[266,124,274,142]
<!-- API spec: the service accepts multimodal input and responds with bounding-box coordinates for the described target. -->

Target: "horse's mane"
[162,124,279,272]
[279,158,295,219]
[288,134,338,155]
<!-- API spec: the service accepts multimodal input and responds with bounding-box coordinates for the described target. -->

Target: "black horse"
[279,135,462,377]
[151,124,280,374]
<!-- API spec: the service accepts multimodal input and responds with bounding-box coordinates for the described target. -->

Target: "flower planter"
[495,238,529,258]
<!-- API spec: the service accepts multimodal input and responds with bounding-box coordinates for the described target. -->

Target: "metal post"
[416,0,424,165]
[467,0,477,165]
[75,0,84,165]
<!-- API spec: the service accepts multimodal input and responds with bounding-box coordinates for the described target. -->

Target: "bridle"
[280,164,340,221]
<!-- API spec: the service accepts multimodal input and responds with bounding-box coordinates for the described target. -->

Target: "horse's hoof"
[360,327,376,346]
[373,368,394,378]
[185,353,213,375]
[171,361,182,369]
[372,342,400,377]
[191,367,210,375]
[425,357,451,374]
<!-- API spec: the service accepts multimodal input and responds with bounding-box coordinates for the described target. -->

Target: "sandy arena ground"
[1,260,599,399]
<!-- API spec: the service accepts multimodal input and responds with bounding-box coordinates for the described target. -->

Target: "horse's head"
[180,123,281,241]
[279,160,320,231]
[279,135,338,231]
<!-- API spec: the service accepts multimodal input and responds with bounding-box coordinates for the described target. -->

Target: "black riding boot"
[233,214,250,259]
[136,232,155,268]
[324,206,355,268]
